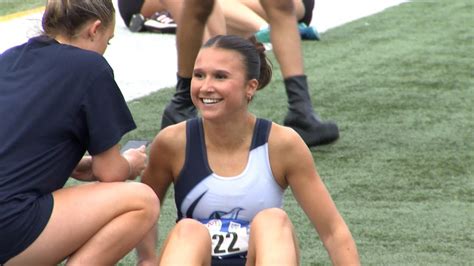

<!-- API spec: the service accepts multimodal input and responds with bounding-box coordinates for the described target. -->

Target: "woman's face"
[73,18,115,55]
[191,47,257,121]
[91,18,115,55]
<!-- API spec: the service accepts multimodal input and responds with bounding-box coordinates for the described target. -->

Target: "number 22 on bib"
[203,219,250,258]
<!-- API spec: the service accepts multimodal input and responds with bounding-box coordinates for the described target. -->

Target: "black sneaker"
[129,13,145,32]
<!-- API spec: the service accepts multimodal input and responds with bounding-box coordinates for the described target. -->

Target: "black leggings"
[299,0,315,25]
[117,0,145,26]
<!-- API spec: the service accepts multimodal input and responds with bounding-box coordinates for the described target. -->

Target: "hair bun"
[247,35,266,54]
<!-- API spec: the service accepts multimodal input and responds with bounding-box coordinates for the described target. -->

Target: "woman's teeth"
[202,98,220,104]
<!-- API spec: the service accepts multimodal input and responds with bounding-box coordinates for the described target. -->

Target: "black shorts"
[117,0,145,26]
[212,256,246,266]
[0,194,53,264]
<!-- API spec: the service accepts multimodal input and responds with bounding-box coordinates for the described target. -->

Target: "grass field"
[4,0,473,265]
[0,0,44,16]
[120,1,473,265]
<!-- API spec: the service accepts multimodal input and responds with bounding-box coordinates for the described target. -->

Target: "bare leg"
[159,219,212,265]
[136,224,159,266]
[204,0,226,41]
[246,208,299,266]
[141,0,166,17]
[6,182,159,266]
[175,0,216,77]
[260,0,302,77]
[160,0,219,129]
[237,0,305,22]
[161,0,225,46]
[219,0,267,37]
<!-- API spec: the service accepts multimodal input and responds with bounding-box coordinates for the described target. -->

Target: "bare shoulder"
[268,123,307,153]
[150,121,187,158]
[267,123,312,186]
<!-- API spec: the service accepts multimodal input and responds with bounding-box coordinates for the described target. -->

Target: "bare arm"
[136,125,184,265]
[272,125,360,265]
[71,155,94,181]
[71,144,147,182]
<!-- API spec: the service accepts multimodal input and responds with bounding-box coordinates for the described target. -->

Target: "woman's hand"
[122,145,148,180]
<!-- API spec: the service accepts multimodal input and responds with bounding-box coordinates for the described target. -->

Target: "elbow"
[92,159,130,182]
[93,167,128,182]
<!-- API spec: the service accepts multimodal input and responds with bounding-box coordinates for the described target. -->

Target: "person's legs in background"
[220,0,307,40]
[259,0,339,147]
[160,0,224,129]
[117,0,146,27]
[118,0,177,32]
[219,0,268,37]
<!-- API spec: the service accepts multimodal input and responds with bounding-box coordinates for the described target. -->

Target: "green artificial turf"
[0,0,45,16]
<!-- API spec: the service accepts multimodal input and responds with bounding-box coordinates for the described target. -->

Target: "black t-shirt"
[0,36,136,262]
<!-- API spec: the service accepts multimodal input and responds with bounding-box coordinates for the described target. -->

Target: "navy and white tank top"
[174,118,284,258]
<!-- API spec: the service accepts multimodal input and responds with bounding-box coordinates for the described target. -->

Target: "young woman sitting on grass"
[137,33,360,265]
[135,1,357,264]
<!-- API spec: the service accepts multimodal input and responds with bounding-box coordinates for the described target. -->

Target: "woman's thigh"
[159,219,212,265]
[246,208,300,265]
[238,0,305,21]
[6,182,158,265]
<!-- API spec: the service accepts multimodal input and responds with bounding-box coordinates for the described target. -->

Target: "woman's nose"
[201,77,215,92]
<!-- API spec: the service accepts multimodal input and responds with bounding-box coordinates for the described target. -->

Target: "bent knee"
[175,219,209,236]
[126,182,160,221]
[253,208,292,229]
[174,219,210,243]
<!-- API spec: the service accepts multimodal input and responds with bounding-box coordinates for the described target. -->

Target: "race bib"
[200,219,250,258]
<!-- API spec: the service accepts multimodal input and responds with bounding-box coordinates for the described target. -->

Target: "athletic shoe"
[144,12,177,34]
[128,13,145,32]
[255,26,270,43]
[255,23,320,43]
[298,23,320,41]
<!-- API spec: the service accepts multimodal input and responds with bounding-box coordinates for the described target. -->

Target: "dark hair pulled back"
[42,0,115,38]
[203,35,273,90]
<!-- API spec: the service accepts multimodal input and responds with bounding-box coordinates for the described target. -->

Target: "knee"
[260,0,295,15]
[175,219,209,237]
[173,219,211,244]
[129,182,160,223]
[252,208,293,231]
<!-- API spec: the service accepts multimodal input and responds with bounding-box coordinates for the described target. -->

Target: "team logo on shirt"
[209,207,244,220]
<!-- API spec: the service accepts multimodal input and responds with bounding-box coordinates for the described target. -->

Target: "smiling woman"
[0,0,45,17]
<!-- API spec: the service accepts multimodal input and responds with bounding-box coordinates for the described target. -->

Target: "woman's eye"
[215,74,226,80]
[193,72,204,79]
